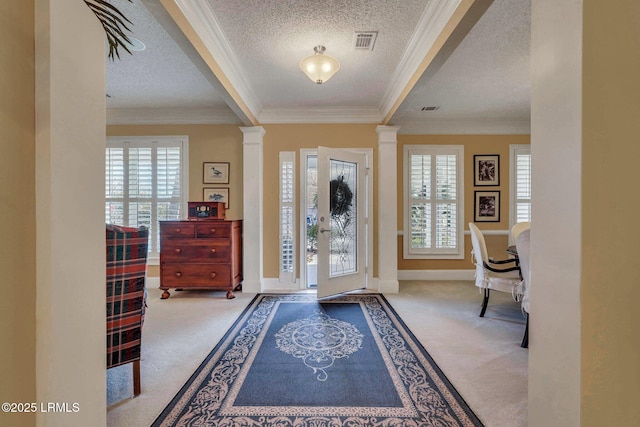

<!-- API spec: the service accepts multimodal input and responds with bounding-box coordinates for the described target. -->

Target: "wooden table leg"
[133,360,141,396]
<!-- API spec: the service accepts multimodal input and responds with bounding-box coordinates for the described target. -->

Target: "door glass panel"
[329,159,357,277]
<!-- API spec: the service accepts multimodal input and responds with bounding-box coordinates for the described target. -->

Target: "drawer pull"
[210,248,217,254]
[210,229,216,234]
[210,272,217,279]
[175,228,181,233]
[175,272,182,278]
[174,248,182,254]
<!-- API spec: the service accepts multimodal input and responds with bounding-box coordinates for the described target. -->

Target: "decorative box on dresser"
[159,219,242,299]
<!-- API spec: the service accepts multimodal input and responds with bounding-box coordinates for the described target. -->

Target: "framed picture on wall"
[203,187,229,209]
[474,154,500,186]
[203,162,230,184]
[474,191,500,222]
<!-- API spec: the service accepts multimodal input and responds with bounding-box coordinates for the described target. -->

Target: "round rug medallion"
[275,310,364,381]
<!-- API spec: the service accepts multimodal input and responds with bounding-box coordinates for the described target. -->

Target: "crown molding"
[106,107,530,132]
[145,0,255,126]
[107,107,241,125]
[396,118,531,135]
[258,107,382,124]
[173,0,262,117]
[379,0,463,119]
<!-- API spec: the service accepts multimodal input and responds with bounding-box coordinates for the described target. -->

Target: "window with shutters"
[509,145,532,227]
[106,136,188,261]
[403,145,464,259]
[279,152,296,283]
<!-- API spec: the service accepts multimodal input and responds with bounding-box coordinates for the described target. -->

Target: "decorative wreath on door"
[329,176,353,217]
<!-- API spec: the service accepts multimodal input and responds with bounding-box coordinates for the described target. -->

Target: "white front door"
[316,147,367,298]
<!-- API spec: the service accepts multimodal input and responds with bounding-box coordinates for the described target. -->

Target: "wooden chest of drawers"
[159,220,242,299]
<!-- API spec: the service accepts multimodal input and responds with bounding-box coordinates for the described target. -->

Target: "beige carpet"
[107,280,527,427]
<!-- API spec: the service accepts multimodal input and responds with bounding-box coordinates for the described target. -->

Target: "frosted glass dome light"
[299,45,340,84]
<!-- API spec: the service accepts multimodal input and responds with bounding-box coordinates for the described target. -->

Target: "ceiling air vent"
[353,31,378,51]
[421,106,440,111]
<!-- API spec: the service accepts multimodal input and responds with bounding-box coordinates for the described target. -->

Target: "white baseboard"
[262,274,476,291]
[261,277,385,293]
[262,278,302,292]
[241,280,263,294]
[377,279,399,293]
[398,270,475,281]
[148,273,473,293]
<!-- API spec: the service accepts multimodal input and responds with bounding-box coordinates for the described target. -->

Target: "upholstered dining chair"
[515,228,531,348]
[106,224,149,397]
[510,221,531,244]
[469,223,521,317]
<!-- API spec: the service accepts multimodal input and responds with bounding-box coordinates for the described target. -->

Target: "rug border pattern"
[152,293,484,427]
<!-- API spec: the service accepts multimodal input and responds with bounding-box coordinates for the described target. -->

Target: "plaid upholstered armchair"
[106,224,149,396]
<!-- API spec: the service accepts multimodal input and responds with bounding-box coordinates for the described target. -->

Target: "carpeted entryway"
[152,294,484,426]
[107,281,527,427]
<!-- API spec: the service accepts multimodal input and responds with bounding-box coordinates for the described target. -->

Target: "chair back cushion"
[511,221,531,243]
[468,223,489,285]
[106,224,149,369]
[515,229,531,312]
[469,222,521,292]
[469,223,489,263]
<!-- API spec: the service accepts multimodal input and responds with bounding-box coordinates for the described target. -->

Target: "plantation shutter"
[515,152,532,223]
[106,137,188,260]
[279,152,296,283]
[405,146,464,259]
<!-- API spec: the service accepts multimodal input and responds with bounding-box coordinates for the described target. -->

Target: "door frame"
[299,148,373,290]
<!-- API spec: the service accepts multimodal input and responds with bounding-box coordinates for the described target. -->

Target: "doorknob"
[319,215,329,233]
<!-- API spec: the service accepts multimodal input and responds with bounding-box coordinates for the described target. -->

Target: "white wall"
[35,0,106,425]
[529,0,582,426]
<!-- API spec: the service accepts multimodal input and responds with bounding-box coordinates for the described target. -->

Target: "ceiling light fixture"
[126,36,146,52]
[299,45,340,84]
[115,34,146,52]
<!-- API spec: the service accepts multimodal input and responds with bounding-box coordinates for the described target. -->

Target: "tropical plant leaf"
[84,0,134,60]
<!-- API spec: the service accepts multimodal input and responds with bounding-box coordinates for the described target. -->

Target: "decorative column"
[376,125,400,293]
[241,126,265,293]
[35,0,107,424]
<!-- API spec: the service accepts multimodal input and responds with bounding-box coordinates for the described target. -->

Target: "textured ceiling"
[105,0,240,124]
[205,0,427,109]
[106,0,531,133]
[394,0,530,133]
[105,0,224,109]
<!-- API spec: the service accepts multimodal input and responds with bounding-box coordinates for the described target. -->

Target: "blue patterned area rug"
[152,294,483,427]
